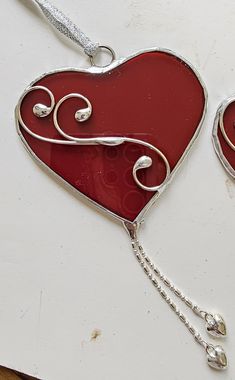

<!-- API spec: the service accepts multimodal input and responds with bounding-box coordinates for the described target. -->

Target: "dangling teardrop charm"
[206,345,228,370]
[205,313,227,337]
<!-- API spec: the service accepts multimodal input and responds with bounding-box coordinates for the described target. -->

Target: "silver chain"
[130,238,207,349]
[128,231,228,370]
[136,242,206,319]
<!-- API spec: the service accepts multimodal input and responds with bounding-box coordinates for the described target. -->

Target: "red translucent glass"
[217,102,235,170]
[20,51,205,222]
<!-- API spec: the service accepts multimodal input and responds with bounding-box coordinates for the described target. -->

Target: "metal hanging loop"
[90,46,116,67]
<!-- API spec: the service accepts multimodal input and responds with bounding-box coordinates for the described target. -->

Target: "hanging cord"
[34,0,99,57]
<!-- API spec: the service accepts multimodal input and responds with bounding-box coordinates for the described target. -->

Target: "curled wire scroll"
[16,86,171,192]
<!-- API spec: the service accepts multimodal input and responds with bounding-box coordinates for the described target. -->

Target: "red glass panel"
[19,51,205,221]
[217,102,235,170]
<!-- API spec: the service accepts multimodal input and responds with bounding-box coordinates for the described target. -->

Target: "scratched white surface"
[0,0,234,379]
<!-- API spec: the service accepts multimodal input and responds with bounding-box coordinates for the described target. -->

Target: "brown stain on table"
[0,367,39,380]
[90,329,102,341]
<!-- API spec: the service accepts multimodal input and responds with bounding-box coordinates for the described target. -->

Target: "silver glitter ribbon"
[34,0,99,57]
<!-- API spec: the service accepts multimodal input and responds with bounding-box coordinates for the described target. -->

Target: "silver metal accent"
[205,313,227,338]
[206,345,228,370]
[212,97,235,179]
[16,85,171,192]
[90,45,116,68]
[15,47,207,226]
[125,223,207,345]
[128,228,227,338]
[133,155,170,192]
[54,93,92,127]
[75,108,92,123]
[33,103,51,118]
[30,86,55,120]
[124,222,228,370]
[34,0,99,57]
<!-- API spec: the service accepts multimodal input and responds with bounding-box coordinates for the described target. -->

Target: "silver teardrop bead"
[33,103,51,118]
[75,107,92,122]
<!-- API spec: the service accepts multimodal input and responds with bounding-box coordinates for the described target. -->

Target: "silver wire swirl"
[16,86,171,192]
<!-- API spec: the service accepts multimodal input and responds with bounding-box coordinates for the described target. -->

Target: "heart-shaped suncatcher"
[213,97,235,178]
[16,48,206,223]
[15,0,230,371]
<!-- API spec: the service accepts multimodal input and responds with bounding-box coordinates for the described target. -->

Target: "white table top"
[0,0,234,379]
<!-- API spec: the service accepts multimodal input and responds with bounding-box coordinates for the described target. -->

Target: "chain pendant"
[125,222,228,371]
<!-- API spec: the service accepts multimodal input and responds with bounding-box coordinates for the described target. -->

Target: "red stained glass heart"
[213,98,235,178]
[16,49,206,222]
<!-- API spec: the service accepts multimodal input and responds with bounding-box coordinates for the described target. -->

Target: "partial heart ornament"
[213,96,235,178]
[16,49,206,223]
